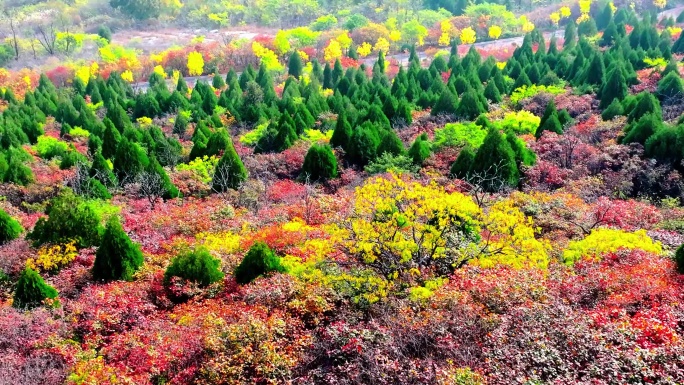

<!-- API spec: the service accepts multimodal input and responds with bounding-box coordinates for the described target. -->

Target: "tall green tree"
[13,268,58,309]
[288,51,304,78]
[211,141,248,192]
[301,144,338,181]
[470,128,519,190]
[233,242,285,284]
[92,217,144,281]
[0,208,22,245]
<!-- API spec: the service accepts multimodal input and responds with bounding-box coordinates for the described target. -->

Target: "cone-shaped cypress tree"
[484,81,502,103]
[539,100,557,129]
[234,242,285,284]
[288,51,304,78]
[564,22,577,48]
[584,54,605,86]
[146,155,180,199]
[627,92,662,123]
[301,144,338,181]
[408,133,431,165]
[511,71,532,90]
[348,121,381,166]
[536,112,563,138]
[432,89,459,116]
[578,19,598,37]
[211,140,247,192]
[456,87,487,120]
[599,64,628,109]
[601,98,625,120]
[113,137,150,184]
[92,217,144,282]
[470,128,519,190]
[600,21,619,47]
[622,112,661,145]
[377,130,404,156]
[101,118,121,160]
[330,111,353,150]
[0,208,22,245]
[212,74,226,89]
[657,71,684,101]
[450,145,476,179]
[596,2,613,30]
[673,31,684,54]
[13,268,58,309]
[204,129,231,158]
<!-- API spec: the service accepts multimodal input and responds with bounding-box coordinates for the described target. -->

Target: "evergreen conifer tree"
[599,64,629,109]
[456,87,487,120]
[657,71,684,101]
[288,51,304,78]
[301,144,338,181]
[211,141,248,192]
[13,268,58,309]
[450,145,476,179]
[0,208,22,245]
[470,128,519,190]
[408,133,431,165]
[330,111,353,150]
[92,217,144,281]
[233,242,285,284]
[431,89,459,116]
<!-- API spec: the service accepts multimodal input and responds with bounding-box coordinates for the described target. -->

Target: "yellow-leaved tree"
[337,32,353,51]
[341,174,553,283]
[460,27,476,45]
[252,42,284,71]
[550,12,560,26]
[342,173,482,281]
[324,39,342,62]
[488,25,502,40]
[563,229,662,264]
[438,20,452,46]
[187,51,204,76]
[357,42,372,57]
[560,6,571,18]
[374,37,390,53]
[121,69,134,82]
[274,30,291,55]
[472,199,550,269]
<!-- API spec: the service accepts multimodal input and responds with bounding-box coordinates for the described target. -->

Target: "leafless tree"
[65,162,93,196]
[460,160,511,208]
[2,8,21,60]
[156,143,182,171]
[302,175,319,225]
[134,171,166,209]
[34,20,57,55]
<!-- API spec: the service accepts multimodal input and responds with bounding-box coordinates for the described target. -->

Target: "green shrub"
[92,217,144,281]
[301,144,338,181]
[433,122,487,150]
[365,152,419,175]
[13,267,58,309]
[675,244,684,274]
[164,247,224,287]
[0,208,23,245]
[98,25,112,43]
[28,189,102,248]
[234,242,285,284]
[35,135,69,160]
